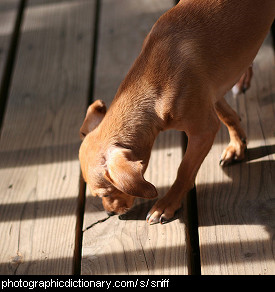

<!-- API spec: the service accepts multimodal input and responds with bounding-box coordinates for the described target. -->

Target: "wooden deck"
[0,0,274,275]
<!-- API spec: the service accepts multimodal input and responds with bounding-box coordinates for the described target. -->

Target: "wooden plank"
[81,0,188,275]
[196,35,275,275]
[0,0,95,274]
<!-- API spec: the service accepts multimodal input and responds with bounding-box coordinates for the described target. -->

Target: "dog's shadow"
[118,199,156,221]
[119,144,275,224]
[243,144,275,163]
[198,144,275,234]
[119,195,183,223]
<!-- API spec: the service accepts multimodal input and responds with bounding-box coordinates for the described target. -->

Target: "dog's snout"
[102,193,135,216]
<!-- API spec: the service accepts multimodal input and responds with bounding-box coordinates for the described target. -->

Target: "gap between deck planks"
[196,35,275,275]
[0,0,25,131]
[0,0,96,274]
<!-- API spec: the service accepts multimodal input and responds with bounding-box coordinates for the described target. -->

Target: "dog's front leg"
[215,97,247,166]
[146,123,220,224]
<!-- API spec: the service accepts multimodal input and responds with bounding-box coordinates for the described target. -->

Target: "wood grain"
[81,0,188,275]
[196,35,275,275]
[0,0,95,274]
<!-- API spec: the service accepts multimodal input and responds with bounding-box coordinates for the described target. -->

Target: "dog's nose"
[106,211,116,216]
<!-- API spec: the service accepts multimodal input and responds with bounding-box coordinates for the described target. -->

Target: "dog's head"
[79,100,158,215]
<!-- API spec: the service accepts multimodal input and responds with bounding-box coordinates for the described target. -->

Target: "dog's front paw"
[146,196,182,224]
[219,138,247,166]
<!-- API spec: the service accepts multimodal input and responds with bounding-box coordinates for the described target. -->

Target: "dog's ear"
[80,100,106,140]
[104,147,158,199]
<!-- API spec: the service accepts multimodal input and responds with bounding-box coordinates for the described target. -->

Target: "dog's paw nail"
[219,158,230,167]
[242,86,247,94]
[159,215,168,225]
[148,217,159,225]
[241,138,247,144]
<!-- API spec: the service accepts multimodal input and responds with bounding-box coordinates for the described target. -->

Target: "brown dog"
[79,0,275,224]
